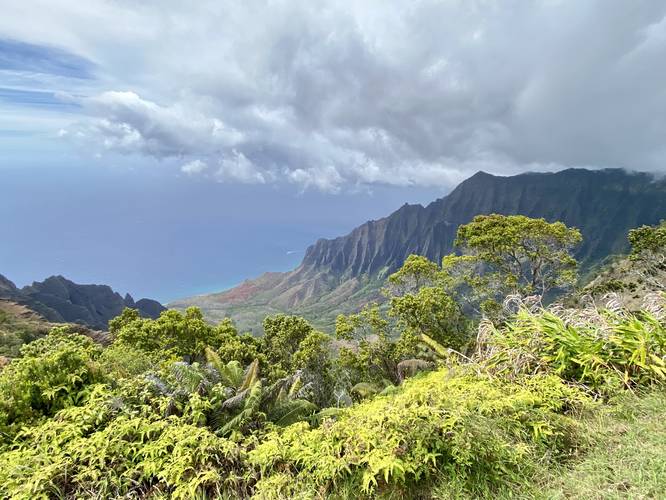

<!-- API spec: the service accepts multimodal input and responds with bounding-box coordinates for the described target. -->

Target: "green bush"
[482,301,666,392]
[0,328,103,440]
[249,368,587,498]
[0,398,247,499]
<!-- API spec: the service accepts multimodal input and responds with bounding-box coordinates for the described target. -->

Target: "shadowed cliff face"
[302,169,666,276]
[0,274,165,330]
[172,168,666,333]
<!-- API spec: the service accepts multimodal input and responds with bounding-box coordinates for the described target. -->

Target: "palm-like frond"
[217,380,263,437]
[205,347,244,388]
[171,361,206,393]
[239,359,260,392]
[268,399,317,426]
[221,387,250,411]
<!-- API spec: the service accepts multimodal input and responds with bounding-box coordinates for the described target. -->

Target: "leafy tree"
[214,318,266,367]
[386,254,440,295]
[389,286,469,351]
[335,305,402,386]
[111,307,227,359]
[442,214,582,313]
[0,328,104,438]
[627,220,666,291]
[629,220,666,256]
[261,314,314,378]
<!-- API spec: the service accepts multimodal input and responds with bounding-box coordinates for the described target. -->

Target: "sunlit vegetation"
[0,215,664,498]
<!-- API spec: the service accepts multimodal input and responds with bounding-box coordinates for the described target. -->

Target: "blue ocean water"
[0,165,445,303]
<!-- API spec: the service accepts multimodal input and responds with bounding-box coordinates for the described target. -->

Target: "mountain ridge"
[171,168,666,332]
[0,274,165,330]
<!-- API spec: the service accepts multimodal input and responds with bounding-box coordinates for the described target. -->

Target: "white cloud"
[287,165,344,193]
[78,91,243,157]
[216,150,268,184]
[2,1,666,191]
[180,159,207,175]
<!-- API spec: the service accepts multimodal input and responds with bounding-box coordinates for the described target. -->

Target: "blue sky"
[1,1,666,302]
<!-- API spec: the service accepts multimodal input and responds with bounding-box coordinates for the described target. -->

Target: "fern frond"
[269,399,317,426]
[239,359,260,392]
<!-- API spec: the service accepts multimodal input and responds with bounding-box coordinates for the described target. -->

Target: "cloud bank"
[2,0,666,191]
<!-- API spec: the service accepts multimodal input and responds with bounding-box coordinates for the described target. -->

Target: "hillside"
[172,168,666,332]
[0,300,51,359]
[0,274,165,330]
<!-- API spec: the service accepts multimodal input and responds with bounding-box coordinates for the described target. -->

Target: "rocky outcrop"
[0,274,165,330]
[172,168,666,332]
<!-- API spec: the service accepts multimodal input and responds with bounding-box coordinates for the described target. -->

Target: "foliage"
[627,220,666,292]
[99,342,162,380]
[386,254,440,294]
[261,314,313,378]
[216,319,266,367]
[249,368,588,498]
[0,302,49,358]
[389,286,469,352]
[480,294,666,392]
[629,219,666,256]
[336,305,402,386]
[1,219,664,499]
[0,328,103,440]
[111,307,228,359]
[442,215,582,314]
[0,396,248,499]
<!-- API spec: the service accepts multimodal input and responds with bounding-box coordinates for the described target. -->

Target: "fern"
[205,347,243,388]
[268,399,317,427]
[239,359,260,392]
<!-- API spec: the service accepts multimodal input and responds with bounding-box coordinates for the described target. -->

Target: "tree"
[627,220,666,291]
[445,214,582,309]
[389,286,468,352]
[111,307,228,359]
[386,255,440,295]
[629,220,666,257]
[335,305,403,386]
[261,314,323,380]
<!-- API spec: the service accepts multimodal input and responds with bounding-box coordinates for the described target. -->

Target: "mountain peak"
[1,274,165,330]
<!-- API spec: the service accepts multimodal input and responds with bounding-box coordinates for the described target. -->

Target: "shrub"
[249,368,587,498]
[111,307,227,359]
[0,406,248,498]
[481,296,666,392]
[0,328,103,440]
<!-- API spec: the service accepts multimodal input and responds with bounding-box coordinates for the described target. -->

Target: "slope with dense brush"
[173,168,666,332]
[0,274,165,330]
[1,282,664,498]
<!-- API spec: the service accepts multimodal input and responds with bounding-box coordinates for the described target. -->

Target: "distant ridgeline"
[0,274,164,330]
[171,168,666,333]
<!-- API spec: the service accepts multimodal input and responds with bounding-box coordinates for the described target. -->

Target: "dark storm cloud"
[2,0,666,191]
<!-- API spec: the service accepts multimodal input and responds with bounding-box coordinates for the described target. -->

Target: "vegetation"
[0,300,50,358]
[0,215,664,498]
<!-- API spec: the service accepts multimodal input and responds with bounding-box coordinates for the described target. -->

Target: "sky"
[1,1,666,302]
